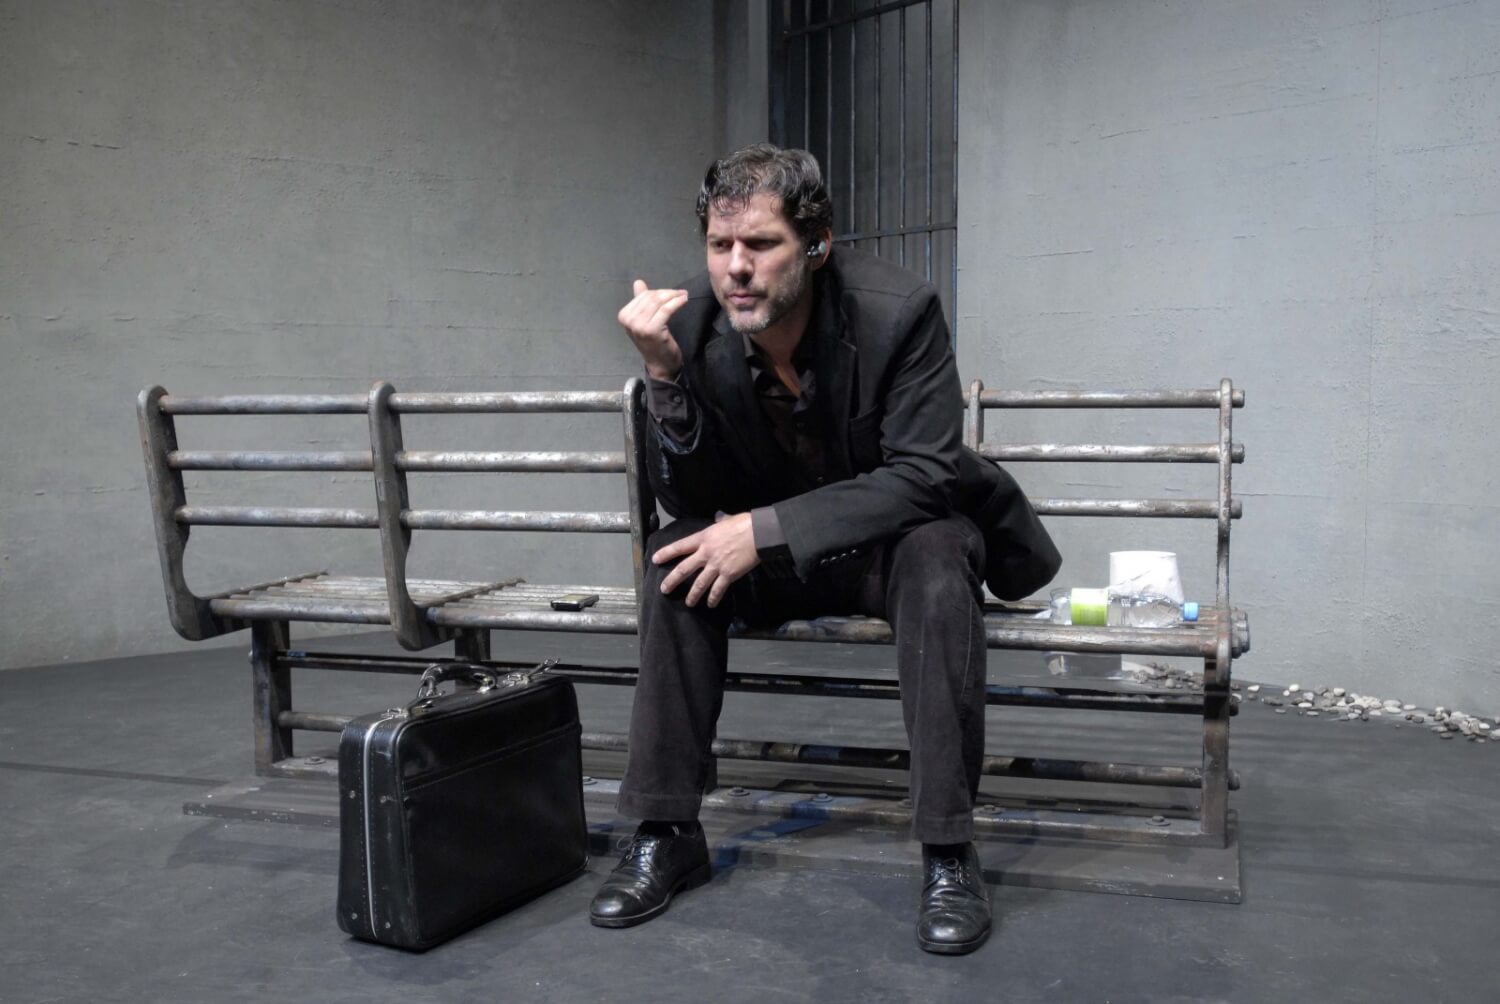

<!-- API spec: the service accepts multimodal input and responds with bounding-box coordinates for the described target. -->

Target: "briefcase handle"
[412,659,558,703]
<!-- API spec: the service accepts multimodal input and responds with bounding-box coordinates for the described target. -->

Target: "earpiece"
[806,240,828,258]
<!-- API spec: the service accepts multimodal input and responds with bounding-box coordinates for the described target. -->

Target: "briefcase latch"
[500,658,558,689]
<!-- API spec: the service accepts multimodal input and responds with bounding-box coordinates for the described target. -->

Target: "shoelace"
[930,856,970,893]
[621,834,661,870]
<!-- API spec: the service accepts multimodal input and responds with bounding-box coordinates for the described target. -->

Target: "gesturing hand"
[653,512,761,608]
[618,279,688,381]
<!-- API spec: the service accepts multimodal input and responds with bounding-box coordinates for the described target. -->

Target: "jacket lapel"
[812,277,858,478]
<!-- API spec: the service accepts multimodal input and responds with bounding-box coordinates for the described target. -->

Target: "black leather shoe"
[917,842,992,955]
[589,824,711,928]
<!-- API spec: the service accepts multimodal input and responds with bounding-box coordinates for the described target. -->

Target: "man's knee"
[643,517,715,594]
[890,516,985,581]
[647,516,714,554]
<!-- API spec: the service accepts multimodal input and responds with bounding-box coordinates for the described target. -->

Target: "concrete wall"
[0,0,716,669]
[958,0,1500,710]
[7,0,1498,715]
[714,0,769,153]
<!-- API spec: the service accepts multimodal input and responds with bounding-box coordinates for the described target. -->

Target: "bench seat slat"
[205,575,513,624]
[209,596,392,623]
[418,581,1249,657]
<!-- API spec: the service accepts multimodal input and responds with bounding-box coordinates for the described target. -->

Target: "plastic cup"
[1109,551,1183,678]
[1108,551,1183,603]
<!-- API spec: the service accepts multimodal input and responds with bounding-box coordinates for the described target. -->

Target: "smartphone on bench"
[550,593,600,612]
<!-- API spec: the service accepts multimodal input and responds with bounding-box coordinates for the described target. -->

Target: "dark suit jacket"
[647,245,1060,600]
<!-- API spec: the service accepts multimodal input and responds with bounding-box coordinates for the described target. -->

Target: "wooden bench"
[139,378,1249,850]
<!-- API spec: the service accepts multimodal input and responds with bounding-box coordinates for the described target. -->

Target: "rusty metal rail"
[165,449,627,474]
[269,712,1239,791]
[139,378,1249,851]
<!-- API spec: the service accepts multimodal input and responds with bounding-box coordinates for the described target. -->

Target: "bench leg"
[1199,659,1231,847]
[251,620,292,775]
[454,629,490,663]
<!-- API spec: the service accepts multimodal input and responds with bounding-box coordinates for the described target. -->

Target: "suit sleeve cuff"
[751,506,790,559]
[645,371,699,448]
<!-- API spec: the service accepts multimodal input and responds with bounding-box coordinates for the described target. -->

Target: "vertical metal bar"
[826,19,833,176]
[369,381,441,650]
[849,18,857,238]
[951,0,960,335]
[898,4,906,266]
[454,630,491,663]
[1216,380,1234,634]
[1199,672,1231,845]
[1213,378,1235,689]
[251,619,293,774]
[1200,378,1237,845]
[768,2,788,145]
[137,386,230,640]
[804,2,816,148]
[965,379,984,451]
[874,10,882,241]
[452,630,491,690]
[925,0,933,281]
[622,378,656,603]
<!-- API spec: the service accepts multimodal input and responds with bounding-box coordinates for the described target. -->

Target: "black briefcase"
[336,660,587,950]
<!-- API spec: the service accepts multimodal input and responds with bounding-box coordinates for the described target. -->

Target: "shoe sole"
[589,861,712,929]
[917,925,992,956]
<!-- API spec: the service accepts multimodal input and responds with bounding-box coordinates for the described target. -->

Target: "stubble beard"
[722,259,811,336]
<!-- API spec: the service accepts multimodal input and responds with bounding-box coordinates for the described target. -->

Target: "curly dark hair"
[695,144,833,250]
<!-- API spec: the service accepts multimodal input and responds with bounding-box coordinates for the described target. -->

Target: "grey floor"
[2,630,1497,1004]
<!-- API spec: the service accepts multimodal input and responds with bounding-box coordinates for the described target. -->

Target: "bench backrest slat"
[159,394,367,415]
[168,450,375,471]
[400,509,632,532]
[165,449,629,474]
[975,389,1246,409]
[388,391,623,413]
[397,450,626,473]
[981,443,1243,464]
[175,506,380,529]
[1030,499,1241,519]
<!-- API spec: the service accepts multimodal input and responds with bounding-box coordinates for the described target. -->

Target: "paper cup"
[1108,550,1183,603]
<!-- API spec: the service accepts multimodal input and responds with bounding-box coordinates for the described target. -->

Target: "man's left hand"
[653,513,760,608]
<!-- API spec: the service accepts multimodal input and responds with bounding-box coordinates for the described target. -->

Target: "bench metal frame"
[139,378,1247,850]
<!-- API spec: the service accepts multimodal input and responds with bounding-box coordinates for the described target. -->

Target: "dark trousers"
[617,514,988,844]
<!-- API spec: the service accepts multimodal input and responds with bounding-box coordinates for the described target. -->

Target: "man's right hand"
[618,279,688,381]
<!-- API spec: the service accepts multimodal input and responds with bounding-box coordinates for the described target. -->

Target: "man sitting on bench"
[590,143,1059,955]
